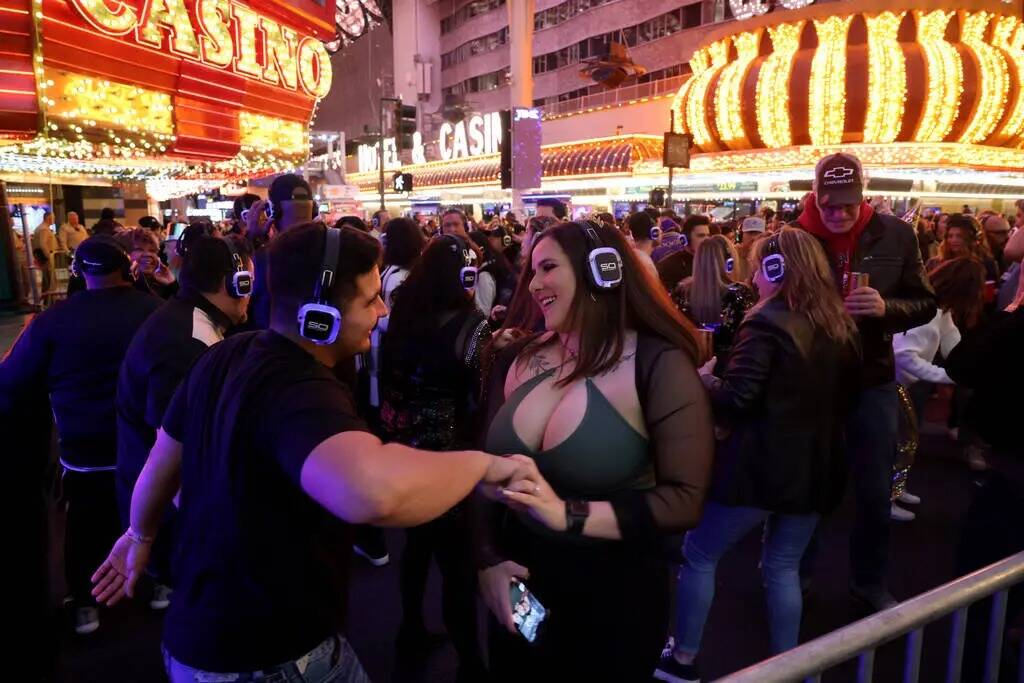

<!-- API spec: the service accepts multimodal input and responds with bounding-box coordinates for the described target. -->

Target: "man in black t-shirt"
[0,236,162,635]
[116,235,253,610]
[93,223,528,682]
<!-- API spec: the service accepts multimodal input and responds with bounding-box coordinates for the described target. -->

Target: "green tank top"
[485,368,652,498]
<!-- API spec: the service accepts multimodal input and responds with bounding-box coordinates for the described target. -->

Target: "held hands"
[498,455,567,532]
[90,532,152,606]
[845,286,886,318]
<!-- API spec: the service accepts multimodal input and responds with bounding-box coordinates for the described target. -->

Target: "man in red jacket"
[796,153,935,611]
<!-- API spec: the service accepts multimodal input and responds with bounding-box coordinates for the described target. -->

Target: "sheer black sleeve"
[609,336,714,543]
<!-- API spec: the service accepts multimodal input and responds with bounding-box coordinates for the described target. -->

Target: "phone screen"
[509,581,547,643]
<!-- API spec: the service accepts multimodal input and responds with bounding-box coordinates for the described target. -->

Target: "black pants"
[957,461,1024,683]
[399,511,485,676]
[63,469,121,606]
[488,527,670,682]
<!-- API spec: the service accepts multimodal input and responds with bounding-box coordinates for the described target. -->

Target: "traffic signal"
[394,102,417,150]
[393,172,413,193]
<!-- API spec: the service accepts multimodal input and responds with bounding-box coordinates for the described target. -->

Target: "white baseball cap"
[741,216,766,233]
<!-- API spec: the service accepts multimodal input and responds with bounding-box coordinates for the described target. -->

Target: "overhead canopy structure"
[346,135,665,192]
[0,0,337,180]
[671,0,1024,174]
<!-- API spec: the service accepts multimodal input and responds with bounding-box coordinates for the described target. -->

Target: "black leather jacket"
[708,299,861,514]
[802,211,936,387]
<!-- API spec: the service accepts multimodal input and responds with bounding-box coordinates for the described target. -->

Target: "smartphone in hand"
[510,580,547,643]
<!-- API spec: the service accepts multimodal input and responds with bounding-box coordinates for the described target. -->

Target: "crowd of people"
[3,151,1023,683]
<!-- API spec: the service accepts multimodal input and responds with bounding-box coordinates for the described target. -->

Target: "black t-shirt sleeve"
[162,376,189,442]
[267,378,370,486]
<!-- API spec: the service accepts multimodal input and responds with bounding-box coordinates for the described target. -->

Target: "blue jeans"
[848,383,899,588]
[163,635,370,683]
[674,502,820,656]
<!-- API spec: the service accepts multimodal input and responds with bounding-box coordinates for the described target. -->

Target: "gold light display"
[239,111,306,156]
[959,11,1009,144]
[755,21,803,148]
[864,12,907,144]
[991,16,1024,144]
[913,10,963,142]
[45,71,174,137]
[688,142,1024,173]
[685,41,730,152]
[808,15,852,145]
[714,30,762,150]
[672,5,1024,172]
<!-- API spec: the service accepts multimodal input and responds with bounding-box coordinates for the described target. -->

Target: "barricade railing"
[717,551,1024,683]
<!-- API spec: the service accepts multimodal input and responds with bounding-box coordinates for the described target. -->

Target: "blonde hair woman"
[656,227,861,682]
[673,235,755,359]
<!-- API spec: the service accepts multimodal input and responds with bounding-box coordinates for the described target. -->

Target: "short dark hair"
[233,193,261,223]
[596,212,615,227]
[179,235,253,294]
[682,214,711,237]
[643,207,661,222]
[100,207,116,221]
[626,211,657,243]
[336,215,369,233]
[138,215,161,230]
[383,217,427,269]
[91,219,119,236]
[535,198,567,219]
[268,223,381,323]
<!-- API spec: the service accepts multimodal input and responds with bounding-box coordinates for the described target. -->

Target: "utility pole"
[507,0,536,218]
[667,109,675,209]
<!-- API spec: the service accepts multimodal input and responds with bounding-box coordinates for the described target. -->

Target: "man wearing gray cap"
[796,153,935,611]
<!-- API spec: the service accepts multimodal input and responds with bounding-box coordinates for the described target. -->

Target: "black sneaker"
[654,653,700,683]
[850,583,897,612]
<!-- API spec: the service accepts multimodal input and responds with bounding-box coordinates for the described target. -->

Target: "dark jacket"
[116,291,234,519]
[0,286,162,469]
[708,299,861,514]
[945,308,1024,454]
[800,211,936,387]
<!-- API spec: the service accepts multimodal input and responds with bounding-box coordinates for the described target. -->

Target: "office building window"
[532,5,701,76]
[441,26,509,70]
[441,0,506,35]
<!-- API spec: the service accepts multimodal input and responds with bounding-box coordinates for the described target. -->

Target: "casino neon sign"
[66,0,332,97]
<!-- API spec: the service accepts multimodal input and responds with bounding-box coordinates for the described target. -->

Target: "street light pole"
[507,0,536,218]
[378,98,386,212]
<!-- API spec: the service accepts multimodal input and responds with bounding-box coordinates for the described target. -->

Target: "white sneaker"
[150,583,172,610]
[74,606,99,635]
[897,491,921,505]
[891,504,916,522]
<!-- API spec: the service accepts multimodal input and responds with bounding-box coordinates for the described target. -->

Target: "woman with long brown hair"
[475,221,714,680]
[656,228,860,683]
[674,234,755,360]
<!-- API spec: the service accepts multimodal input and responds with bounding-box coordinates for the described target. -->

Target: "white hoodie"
[893,309,961,385]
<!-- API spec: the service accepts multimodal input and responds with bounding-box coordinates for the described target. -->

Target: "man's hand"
[845,286,886,318]
[477,454,535,500]
[91,532,152,606]
[499,455,567,533]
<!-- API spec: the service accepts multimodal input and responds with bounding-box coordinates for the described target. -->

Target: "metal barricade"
[717,551,1024,683]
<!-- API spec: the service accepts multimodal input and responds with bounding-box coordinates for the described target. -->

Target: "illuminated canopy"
[347,135,664,192]
[672,0,1024,172]
[0,0,336,179]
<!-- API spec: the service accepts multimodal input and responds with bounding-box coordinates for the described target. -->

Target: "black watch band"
[565,499,590,535]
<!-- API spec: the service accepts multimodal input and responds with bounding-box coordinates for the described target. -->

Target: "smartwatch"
[565,499,590,535]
